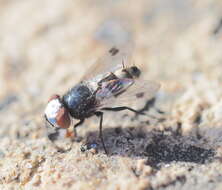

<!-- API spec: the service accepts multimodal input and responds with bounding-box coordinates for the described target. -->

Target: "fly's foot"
[80,142,99,154]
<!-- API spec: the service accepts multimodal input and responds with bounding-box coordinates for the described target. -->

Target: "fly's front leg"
[47,128,60,142]
[73,119,84,138]
[46,128,72,153]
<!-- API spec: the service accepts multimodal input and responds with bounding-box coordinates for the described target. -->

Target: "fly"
[44,47,160,154]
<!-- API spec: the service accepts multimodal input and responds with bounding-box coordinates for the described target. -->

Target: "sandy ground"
[1,0,222,189]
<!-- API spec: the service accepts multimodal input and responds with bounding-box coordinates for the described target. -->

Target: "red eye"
[56,107,71,129]
[48,94,60,102]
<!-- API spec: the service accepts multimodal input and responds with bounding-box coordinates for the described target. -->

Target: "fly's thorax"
[85,80,99,92]
[62,84,97,119]
[44,94,71,129]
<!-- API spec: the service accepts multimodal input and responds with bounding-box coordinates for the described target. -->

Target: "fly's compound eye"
[55,107,71,129]
[48,94,60,102]
[45,97,71,129]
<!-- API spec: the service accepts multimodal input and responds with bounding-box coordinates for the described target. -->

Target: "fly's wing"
[94,78,160,109]
[80,44,134,82]
[96,78,135,101]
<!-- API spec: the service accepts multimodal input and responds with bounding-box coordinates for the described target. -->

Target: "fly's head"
[44,94,71,129]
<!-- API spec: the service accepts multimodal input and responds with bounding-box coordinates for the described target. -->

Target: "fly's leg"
[47,128,72,153]
[135,98,155,116]
[95,112,108,154]
[102,106,145,115]
[47,128,60,142]
[73,119,84,139]
[134,98,165,118]
[102,106,159,120]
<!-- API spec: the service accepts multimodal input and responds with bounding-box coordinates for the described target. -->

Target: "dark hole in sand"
[145,132,214,167]
[83,126,214,167]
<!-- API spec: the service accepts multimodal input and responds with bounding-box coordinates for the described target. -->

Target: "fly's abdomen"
[62,84,96,119]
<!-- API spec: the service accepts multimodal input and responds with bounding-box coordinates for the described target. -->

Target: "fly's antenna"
[122,59,126,69]
[131,58,136,67]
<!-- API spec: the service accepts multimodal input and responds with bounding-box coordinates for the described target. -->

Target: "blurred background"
[1,0,222,130]
[1,0,222,188]
[1,0,222,110]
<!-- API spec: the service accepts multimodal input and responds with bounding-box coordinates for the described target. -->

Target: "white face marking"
[44,99,62,126]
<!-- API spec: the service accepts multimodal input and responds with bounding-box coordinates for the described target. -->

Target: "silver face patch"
[44,99,62,127]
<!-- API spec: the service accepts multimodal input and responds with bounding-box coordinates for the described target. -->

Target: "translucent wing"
[96,78,134,100]
[80,44,134,82]
[95,79,160,109]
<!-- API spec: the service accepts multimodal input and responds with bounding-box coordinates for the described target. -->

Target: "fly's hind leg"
[102,106,161,120]
[102,106,144,115]
[134,98,165,120]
